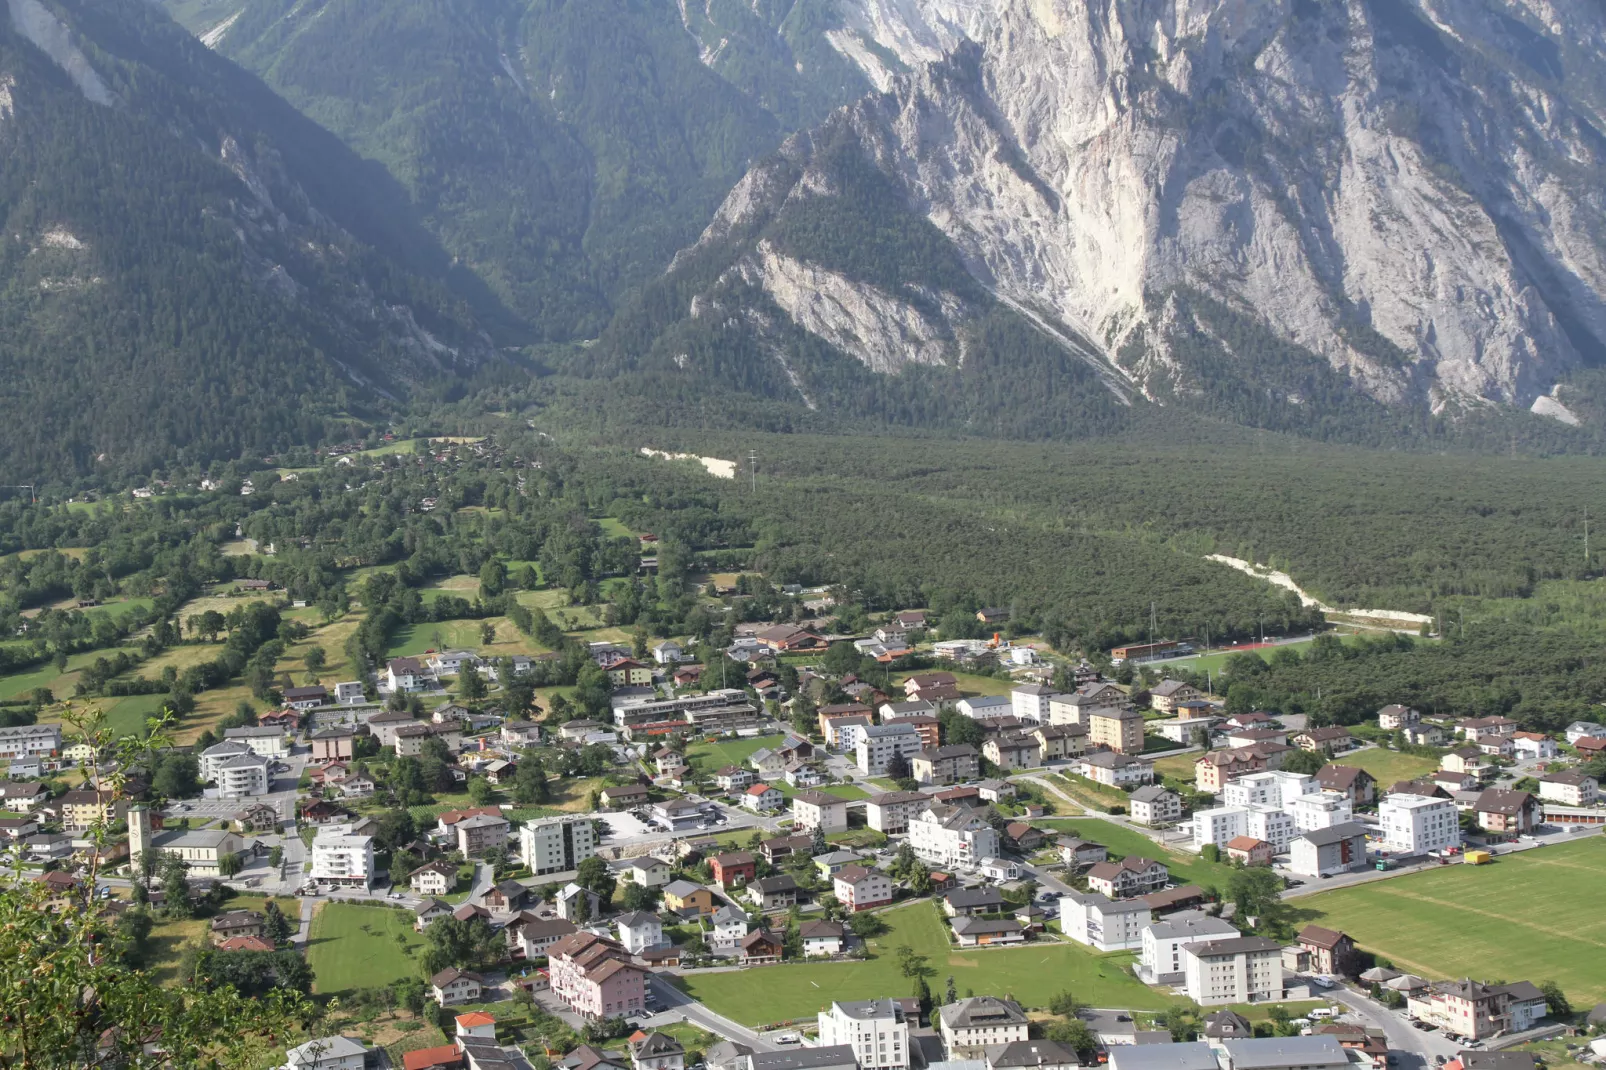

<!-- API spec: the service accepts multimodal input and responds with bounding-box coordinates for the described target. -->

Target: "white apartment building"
[222,725,290,759]
[817,1000,909,1070]
[1245,807,1296,850]
[1286,791,1353,833]
[1183,936,1285,1006]
[200,740,255,783]
[0,724,61,759]
[213,753,270,798]
[334,681,366,705]
[856,724,924,776]
[1379,793,1462,855]
[1059,892,1151,952]
[1010,685,1055,726]
[1222,771,1314,810]
[1193,806,1247,850]
[1139,911,1240,985]
[909,804,999,870]
[1539,771,1598,807]
[311,824,375,888]
[937,996,1030,1058]
[520,815,597,876]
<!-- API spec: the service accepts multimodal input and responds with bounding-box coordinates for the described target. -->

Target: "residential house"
[616,911,665,955]
[1004,822,1044,853]
[742,783,784,812]
[1290,824,1370,878]
[309,729,355,764]
[1565,722,1606,746]
[1539,770,1598,807]
[715,766,756,792]
[1150,680,1206,714]
[814,849,867,877]
[633,1034,685,1070]
[556,883,602,922]
[1476,734,1515,758]
[755,625,827,653]
[1056,837,1109,869]
[1296,925,1354,977]
[1511,733,1559,760]
[1407,979,1549,1040]
[455,813,511,857]
[1313,765,1376,807]
[710,851,756,888]
[957,695,1012,721]
[652,641,685,665]
[833,865,894,912]
[822,714,874,752]
[502,721,544,749]
[602,658,654,687]
[410,860,459,897]
[739,928,784,965]
[976,779,1016,803]
[909,803,1000,871]
[759,835,813,865]
[1011,685,1057,725]
[515,917,578,959]
[1457,717,1518,739]
[984,732,1043,771]
[944,887,1008,917]
[1183,936,1285,1005]
[209,910,265,946]
[1195,746,1289,793]
[792,791,850,833]
[1404,724,1447,747]
[708,904,749,950]
[484,879,529,914]
[800,919,844,957]
[1377,704,1421,731]
[1059,892,1152,952]
[310,824,375,888]
[1034,723,1089,761]
[1226,836,1273,866]
[748,874,800,911]
[1291,728,1353,753]
[866,790,932,834]
[1129,785,1184,827]
[662,880,717,917]
[1086,857,1170,898]
[431,968,485,1006]
[60,789,123,832]
[1474,788,1541,836]
[1079,751,1156,788]
[952,917,1027,947]
[283,1036,371,1070]
[600,784,651,810]
[939,996,1029,1058]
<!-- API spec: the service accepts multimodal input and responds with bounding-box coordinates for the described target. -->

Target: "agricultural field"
[0,648,104,699]
[1296,837,1606,1004]
[1329,747,1439,786]
[677,901,1175,1026]
[305,902,429,996]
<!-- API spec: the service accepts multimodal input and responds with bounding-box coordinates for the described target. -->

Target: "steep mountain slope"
[649,0,1606,426]
[0,0,495,481]
[167,0,873,341]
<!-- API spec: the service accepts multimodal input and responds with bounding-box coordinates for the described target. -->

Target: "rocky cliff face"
[690,0,1606,421]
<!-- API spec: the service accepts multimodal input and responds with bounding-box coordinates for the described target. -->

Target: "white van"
[1309,1007,1338,1020]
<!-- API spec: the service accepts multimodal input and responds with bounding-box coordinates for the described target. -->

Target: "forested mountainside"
[0,0,497,482]
[598,0,1606,434]
[167,0,872,342]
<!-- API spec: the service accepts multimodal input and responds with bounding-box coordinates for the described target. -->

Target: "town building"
[1059,892,1151,951]
[1379,794,1461,855]
[1086,857,1170,898]
[1539,770,1598,807]
[454,813,510,857]
[520,815,597,876]
[857,723,924,776]
[547,931,648,1019]
[1295,925,1354,977]
[1129,785,1184,827]
[1079,751,1155,788]
[311,824,375,888]
[710,851,756,888]
[912,744,981,785]
[866,791,932,834]
[938,996,1030,1058]
[800,919,844,957]
[283,1035,370,1070]
[1183,936,1285,1006]
[1406,979,1549,1040]
[223,725,290,759]
[616,911,665,955]
[1216,1036,1351,1070]
[833,865,894,912]
[1139,911,1240,985]
[1289,824,1370,878]
[909,803,1000,871]
[817,1000,910,1070]
[1287,791,1353,833]
[1088,707,1147,755]
[1474,789,1541,836]
[792,791,850,833]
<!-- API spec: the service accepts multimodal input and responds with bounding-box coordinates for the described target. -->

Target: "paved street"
[1338,985,1460,1064]
[646,974,779,1051]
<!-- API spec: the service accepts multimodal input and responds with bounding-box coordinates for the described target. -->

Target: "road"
[1338,985,1460,1064]
[646,974,779,1051]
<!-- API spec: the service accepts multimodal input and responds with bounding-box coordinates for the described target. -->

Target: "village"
[3,604,1606,1070]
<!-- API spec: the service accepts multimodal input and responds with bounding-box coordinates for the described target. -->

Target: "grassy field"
[595,518,637,538]
[1162,633,1374,674]
[678,902,1175,1025]
[1296,837,1606,1003]
[890,670,1016,698]
[1032,818,1236,889]
[305,902,429,995]
[1152,753,1200,783]
[687,734,785,770]
[1329,748,1440,786]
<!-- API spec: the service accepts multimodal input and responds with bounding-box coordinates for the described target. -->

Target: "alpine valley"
[8,0,1606,478]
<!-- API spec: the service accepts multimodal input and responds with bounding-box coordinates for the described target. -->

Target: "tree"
[1280,750,1327,776]
[304,646,326,672]
[422,915,502,974]
[577,856,617,904]
[268,845,284,868]
[153,752,201,799]
[1049,991,1087,1018]
[621,882,657,912]
[217,851,243,878]
[1156,1005,1196,1042]
[811,821,828,855]
[848,912,886,938]
[157,850,193,919]
[480,558,507,597]
[459,664,487,701]
[1541,980,1571,1017]
[895,944,930,980]
[468,776,495,806]
[886,752,912,781]
[1044,1019,1098,1061]
[945,975,957,1005]
[1227,867,1286,931]
[514,757,551,804]
[480,620,497,646]
[192,949,313,998]
[263,901,292,947]
[1200,843,1221,864]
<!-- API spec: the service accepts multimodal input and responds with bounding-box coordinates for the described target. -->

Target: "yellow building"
[60,789,124,833]
[1088,707,1147,755]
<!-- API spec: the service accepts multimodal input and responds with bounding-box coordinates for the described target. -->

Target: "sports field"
[1297,837,1606,1003]
[677,902,1175,1026]
[305,902,429,995]
[1329,748,1439,785]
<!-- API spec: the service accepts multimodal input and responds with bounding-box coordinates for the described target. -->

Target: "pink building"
[547,931,648,1019]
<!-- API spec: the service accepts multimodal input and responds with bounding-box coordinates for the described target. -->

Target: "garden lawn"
[306,901,429,995]
[891,670,1015,698]
[1031,818,1237,890]
[1294,837,1606,1004]
[1329,748,1439,785]
[1152,753,1199,783]
[678,902,1175,1027]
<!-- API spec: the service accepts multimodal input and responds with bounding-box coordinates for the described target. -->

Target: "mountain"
[601,0,1606,432]
[0,0,496,481]
[166,0,874,342]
